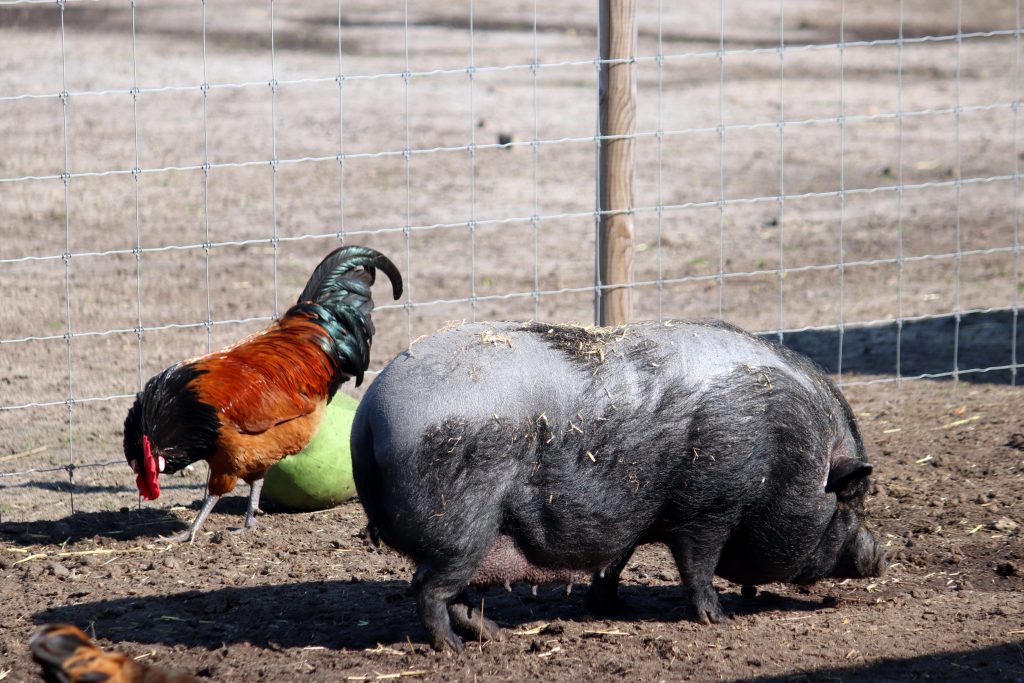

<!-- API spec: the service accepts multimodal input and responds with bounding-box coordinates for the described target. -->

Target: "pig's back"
[358,319,826,454]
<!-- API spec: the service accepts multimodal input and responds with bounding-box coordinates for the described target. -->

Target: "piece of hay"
[479,330,513,347]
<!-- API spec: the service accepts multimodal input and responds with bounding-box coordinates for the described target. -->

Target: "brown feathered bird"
[30,624,200,683]
[122,245,402,543]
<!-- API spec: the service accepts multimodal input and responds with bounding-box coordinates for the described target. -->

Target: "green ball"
[262,393,359,511]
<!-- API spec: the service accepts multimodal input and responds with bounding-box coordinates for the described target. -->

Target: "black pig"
[352,320,886,651]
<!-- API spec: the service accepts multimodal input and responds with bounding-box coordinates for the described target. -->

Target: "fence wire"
[0,0,1020,514]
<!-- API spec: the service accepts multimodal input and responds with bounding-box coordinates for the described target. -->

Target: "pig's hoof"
[448,603,504,642]
[687,587,728,625]
[696,604,728,625]
[430,630,465,653]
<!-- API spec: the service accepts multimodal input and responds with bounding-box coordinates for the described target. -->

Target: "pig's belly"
[471,534,586,587]
[473,508,659,587]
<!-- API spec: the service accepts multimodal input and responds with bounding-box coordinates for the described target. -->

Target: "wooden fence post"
[597,0,637,327]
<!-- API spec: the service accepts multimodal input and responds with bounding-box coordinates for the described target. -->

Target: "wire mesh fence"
[0,0,1020,520]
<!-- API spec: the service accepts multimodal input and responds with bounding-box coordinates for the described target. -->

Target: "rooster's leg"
[229,478,263,534]
[159,494,220,544]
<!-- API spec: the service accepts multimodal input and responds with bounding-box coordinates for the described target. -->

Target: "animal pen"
[1,0,1023,680]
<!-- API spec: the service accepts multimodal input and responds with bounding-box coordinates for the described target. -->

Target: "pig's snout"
[832,525,887,579]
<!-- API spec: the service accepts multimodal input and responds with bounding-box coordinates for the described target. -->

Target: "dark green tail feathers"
[299,245,403,309]
[295,245,403,390]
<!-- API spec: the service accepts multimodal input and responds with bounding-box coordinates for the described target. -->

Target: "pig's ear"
[826,457,873,499]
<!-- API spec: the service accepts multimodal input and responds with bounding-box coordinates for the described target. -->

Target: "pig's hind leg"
[412,530,510,652]
[412,564,477,652]
[667,531,730,624]
[412,571,503,651]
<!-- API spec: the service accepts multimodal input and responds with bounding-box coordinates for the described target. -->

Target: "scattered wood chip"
[939,415,980,430]
[13,553,46,565]
[56,547,150,557]
[345,671,427,681]
[915,455,933,465]
[513,623,550,636]
[364,644,407,657]
[967,524,984,535]
[298,508,338,517]
[882,428,901,434]
[0,667,11,680]
[537,645,561,658]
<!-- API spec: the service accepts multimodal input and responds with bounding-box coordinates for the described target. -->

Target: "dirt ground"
[1,0,1023,681]
[0,379,1022,681]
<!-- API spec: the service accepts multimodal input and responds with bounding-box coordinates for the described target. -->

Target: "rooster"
[30,624,200,683]
[123,245,402,543]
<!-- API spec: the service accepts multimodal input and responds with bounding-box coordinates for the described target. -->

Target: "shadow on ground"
[0,494,324,544]
[30,580,825,652]
[746,640,1024,682]
[766,308,1023,384]
[0,508,189,544]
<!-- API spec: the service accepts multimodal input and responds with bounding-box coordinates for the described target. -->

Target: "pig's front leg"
[586,545,636,615]
[668,537,729,624]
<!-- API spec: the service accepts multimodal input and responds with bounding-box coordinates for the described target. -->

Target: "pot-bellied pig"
[351,319,886,651]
